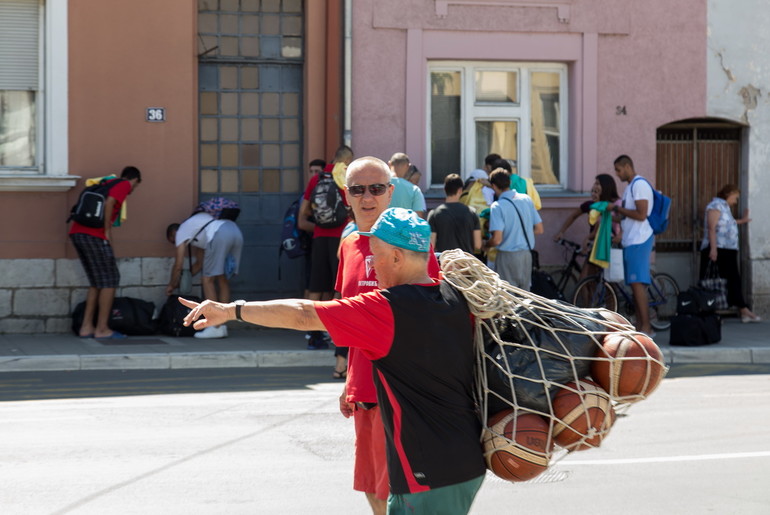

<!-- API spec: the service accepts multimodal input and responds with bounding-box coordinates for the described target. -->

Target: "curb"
[0,350,337,373]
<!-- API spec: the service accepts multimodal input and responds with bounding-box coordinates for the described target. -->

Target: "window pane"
[430,71,461,185]
[531,72,560,185]
[0,91,36,167]
[475,121,518,172]
[475,71,517,103]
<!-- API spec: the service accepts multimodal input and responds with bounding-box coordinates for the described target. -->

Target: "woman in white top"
[700,184,760,323]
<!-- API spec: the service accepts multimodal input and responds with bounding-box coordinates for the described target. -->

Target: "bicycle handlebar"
[556,238,582,251]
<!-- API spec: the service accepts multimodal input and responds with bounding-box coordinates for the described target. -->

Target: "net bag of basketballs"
[439,250,667,483]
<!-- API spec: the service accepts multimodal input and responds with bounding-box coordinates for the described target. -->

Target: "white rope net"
[439,250,668,480]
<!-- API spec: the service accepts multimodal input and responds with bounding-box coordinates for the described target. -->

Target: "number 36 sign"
[146,107,166,122]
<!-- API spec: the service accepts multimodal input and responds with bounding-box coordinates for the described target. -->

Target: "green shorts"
[387,474,485,515]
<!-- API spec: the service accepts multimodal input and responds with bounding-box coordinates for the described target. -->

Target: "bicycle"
[550,238,586,300]
[571,269,679,331]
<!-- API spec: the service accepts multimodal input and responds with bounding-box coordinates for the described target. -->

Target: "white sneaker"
[194,325,228,339]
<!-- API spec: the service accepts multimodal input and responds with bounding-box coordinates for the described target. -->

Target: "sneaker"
[741,315,762,323]
[307,334,330,350]
[194,325,228,339]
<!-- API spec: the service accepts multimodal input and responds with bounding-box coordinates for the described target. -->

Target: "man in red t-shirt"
[337,157,440,513]
[179,208,485,514]
[69,166,142,339]
[297,145,353,351]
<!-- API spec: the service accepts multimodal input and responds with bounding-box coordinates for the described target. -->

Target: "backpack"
[194,197,241,221]
[634,177,671,235]
[279,193,311,260]
[157,295,202,337]
[310,172,348,228]
[67,178,124,228]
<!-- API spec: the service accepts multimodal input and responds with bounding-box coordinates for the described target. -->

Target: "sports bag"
[634,177,671,235]
[310,172,348,228]
[669,313,721,346]
[157,295,202,337]
[279,193,311,260]
[676,287,720,315]
[72,297,157,336]
[67,178,124,228]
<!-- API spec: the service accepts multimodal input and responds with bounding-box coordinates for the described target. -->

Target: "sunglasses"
[347,183,390,197]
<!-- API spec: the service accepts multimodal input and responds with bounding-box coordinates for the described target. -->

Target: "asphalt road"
[2,366,769,514]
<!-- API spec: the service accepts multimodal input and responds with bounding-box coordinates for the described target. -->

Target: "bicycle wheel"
[572,275,618,312]
[648,272,679,331]
[552,269,579,300]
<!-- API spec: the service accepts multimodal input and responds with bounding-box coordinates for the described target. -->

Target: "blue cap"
[359,208,430,252]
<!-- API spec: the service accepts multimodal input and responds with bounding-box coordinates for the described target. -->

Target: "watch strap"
[234,300,246,321]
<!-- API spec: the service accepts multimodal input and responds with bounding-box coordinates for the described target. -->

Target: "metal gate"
[197,0,305,299]
[656,122,742,279]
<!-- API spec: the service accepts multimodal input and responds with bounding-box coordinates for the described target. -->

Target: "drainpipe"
[343,0,352,147]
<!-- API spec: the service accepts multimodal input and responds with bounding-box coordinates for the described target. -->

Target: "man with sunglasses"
[180,208,485,514]
[336,157,440,513]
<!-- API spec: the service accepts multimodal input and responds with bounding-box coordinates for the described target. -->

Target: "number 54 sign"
[146,107,166,122]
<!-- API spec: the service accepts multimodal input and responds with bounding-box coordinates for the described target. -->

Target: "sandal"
[332,368,347,380]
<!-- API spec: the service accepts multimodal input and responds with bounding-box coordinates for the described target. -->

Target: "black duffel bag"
[72,297,157,336]
[677,287,720,315]
[670,313,721,346]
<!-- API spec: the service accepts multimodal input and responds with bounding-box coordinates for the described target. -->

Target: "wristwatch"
[234,299,246,322]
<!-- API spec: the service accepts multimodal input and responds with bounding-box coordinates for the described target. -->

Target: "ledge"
[0,175,80,192]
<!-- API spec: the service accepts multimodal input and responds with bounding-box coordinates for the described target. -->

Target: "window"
[428,62,567,188]
[0,0,72,191]
[0,0,39,169]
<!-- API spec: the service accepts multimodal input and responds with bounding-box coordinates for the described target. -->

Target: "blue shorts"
[623,236,653,285]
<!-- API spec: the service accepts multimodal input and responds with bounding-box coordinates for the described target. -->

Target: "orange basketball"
[591,333,666,402]
[551,379,615,451]
[483,410,553,482]
[596,309,634,330]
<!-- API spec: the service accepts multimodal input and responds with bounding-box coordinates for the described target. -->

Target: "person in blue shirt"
[483,169,543,290]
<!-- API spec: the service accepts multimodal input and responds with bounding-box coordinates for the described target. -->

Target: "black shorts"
[308,236,340,293]
[70,233,120,289]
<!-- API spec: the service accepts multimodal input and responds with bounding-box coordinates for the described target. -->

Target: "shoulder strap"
[187,218,216,272]
[502,197,532,251]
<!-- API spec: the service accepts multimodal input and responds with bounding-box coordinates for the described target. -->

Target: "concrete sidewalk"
[0,317,767,373]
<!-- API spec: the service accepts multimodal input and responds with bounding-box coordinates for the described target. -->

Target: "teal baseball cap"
[359,208,430,252]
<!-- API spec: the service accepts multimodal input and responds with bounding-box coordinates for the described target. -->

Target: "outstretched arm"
[179,297,326,332]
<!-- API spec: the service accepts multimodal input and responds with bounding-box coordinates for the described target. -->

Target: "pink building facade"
[349,0,710,274]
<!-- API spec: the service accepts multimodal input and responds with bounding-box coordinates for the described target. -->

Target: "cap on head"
[359,207,430,252]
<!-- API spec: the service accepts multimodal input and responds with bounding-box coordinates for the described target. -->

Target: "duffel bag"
[72,297,157,336]
[677,287,720,315]
[670,313,721,346]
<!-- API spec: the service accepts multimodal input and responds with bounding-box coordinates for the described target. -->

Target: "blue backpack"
[279,193,311,260]
[634,177,671,235]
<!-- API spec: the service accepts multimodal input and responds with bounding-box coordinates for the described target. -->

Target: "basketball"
[591,333,666,401]
[596,308,634,330]
[483,410,553,482]
[551,379,615,451]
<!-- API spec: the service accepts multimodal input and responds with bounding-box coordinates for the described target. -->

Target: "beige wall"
[0,0,198,259]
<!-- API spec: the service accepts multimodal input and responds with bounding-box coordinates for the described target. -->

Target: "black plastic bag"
[483,302,608,415]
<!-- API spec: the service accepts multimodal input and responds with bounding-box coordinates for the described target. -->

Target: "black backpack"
[310,172,348,228]
[67,178,124,228]
[72,297,157,336]
[157,295,202,337]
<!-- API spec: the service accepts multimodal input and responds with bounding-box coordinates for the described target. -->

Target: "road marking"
[560,450,770,465]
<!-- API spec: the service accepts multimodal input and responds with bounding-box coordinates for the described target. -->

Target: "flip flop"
[103,331,127,339]
[79,334,95,339]
[332,369,347,380]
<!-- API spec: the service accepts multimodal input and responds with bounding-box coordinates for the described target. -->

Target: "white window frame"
[0,0,74,191]
[427,60,568,190]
